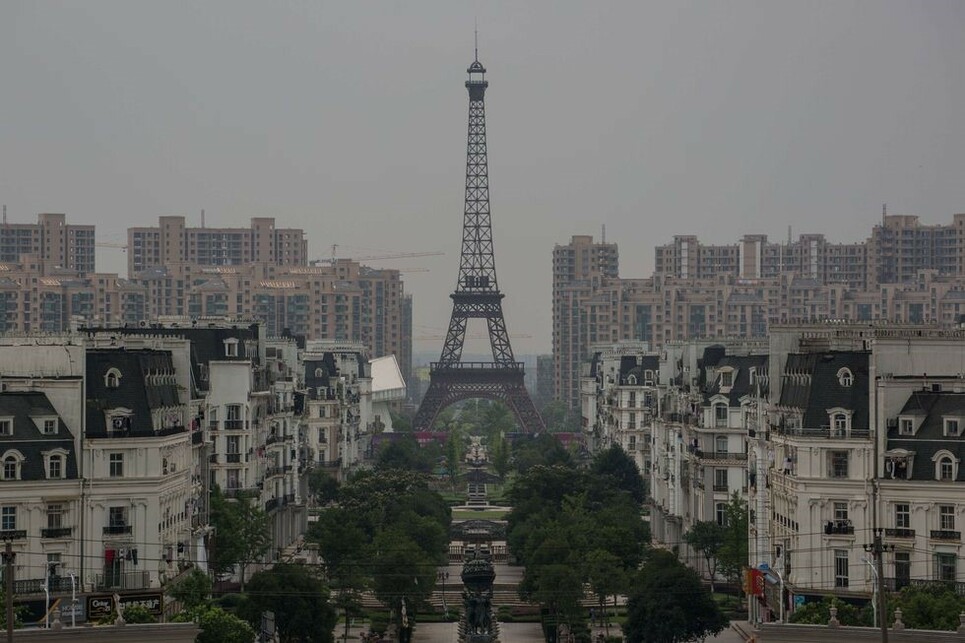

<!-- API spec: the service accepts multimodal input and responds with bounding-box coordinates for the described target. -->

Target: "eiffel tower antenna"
[474,20,479,61]
[413,47,545,434]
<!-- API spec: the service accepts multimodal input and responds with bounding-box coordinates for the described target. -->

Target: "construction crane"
[310,244,443,266]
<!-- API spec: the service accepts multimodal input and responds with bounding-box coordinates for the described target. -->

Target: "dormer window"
[944,418,961,437]
[41,419,57,435]
[224,338,239,358]
[627,374,637,386]
[899,417,915,436]
[314,367,323,378]
[1,451,23,481]
[0,419,11,437]
[827,407,853,436]
[45,451,66,479]
[105,368,122,389]
[932,450,958,482]
[720,369,733,388]
[644,370,655,386]
[837,368,854,387]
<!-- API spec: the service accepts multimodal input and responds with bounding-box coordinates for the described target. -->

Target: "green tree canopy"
[175,606,257,643]
[623,550,727,643]
[889,583,965,631]
[683,521,724,593]
[209,488,272,590]
[717,492,749,593]
[240,564,337,643]
[590,444,647,504]
[168,568,213,611]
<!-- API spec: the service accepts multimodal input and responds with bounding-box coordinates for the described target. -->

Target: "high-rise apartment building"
[128,216,308,273]
[552,235,618,408]
[0,212,95,274]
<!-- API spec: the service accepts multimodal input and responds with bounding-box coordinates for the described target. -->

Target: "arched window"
[837,368,854,387]
[1,452,23,481]
[932,450,959,482]
[47,454,64,479]
[314,368,323,378]
[105,368,122,389]
[627,374,637,385]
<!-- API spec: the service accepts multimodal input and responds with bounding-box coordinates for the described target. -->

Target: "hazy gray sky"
[3,1,965,355]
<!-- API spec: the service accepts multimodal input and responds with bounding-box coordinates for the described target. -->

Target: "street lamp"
[437,571,449,614]
[773,568,785,623]
[862,557,878,628]
[68,573,77,628]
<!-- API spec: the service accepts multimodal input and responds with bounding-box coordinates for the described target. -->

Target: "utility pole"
[865,478,893,643]
[3,540,14,643]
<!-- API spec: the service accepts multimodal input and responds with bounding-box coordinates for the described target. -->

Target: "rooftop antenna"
[201,209,205,228]
[602,224,606,244]
[474,19,479,61]
[882,203,887,225]
[2,205,5,226]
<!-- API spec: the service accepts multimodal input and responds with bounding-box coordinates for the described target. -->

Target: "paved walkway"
[414,622,544,643]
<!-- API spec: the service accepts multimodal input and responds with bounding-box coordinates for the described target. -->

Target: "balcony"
[883,577,965,596]
[224,419,244,430]
[224,487,258,499]
[884,527,915,539]
[0,530,26,540]
[103,524,132,535]
[693,450,746,463]
[191,430,204,445]
[41,527,73,539]
[824,520,855,535]
[712,484,729,493]
[930,530,961,541]
[14,576,73,595]
[225,453,242,464]
[95,570,150,591]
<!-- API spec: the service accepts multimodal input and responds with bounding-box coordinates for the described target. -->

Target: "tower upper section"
[466,56,488,101]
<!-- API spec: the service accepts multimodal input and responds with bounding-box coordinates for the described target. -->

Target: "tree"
[590,444,647,503]
[584,549,626,636]
[307,469,340,506]
[788,596,871,626]
[717,492,749,594]
[175,606,256,643]
[240,564,337,643]
[683,521,724,592]
[209,488,271,591]
[444,431,462,487]
[888,583,965,631]
[168,568,213,611]
[376,435,433,472]
[623,550,727,643]
[490,435,511,481]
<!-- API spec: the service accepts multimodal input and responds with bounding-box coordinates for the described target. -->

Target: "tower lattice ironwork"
[413,52,545,433]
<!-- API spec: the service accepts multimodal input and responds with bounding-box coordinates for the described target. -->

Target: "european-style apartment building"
[584,322,965,621]
[0,320,387,623]
[555,212,965,411]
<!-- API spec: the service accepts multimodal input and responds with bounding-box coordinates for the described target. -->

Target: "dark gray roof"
[778,351,869,429]
[702,353,769,405]
[304,353,336,389]
[620,355,660,385]
[85,349,183,438]
[0,392,78,480]
[83,324,259,395]
[888,391,965,482]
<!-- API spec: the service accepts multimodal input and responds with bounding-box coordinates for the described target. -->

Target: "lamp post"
[862,557,878,628]
[68,573,77,628]
[437,570,449,614]
[864,527,894,643]
[773,568,784,623]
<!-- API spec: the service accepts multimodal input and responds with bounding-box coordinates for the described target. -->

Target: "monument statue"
[459,546,498,643]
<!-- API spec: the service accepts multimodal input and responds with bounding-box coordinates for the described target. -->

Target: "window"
[894,552,911,590]
[0,506,16,531]
[939,457,955,481]
[109,453,124,478]
[628,435,636,451]
[715,404,728,425]
[720,370,733,388]
[899,418,914,436]
[223,338,239,357]
[0,420,11,436]
[46,504,64,529]
[714,468,728,491]
[715,502,727,526]
[108,506,127,528]
[1,454,20,481]
[934,553,956,582]
[314,367,323,377]
[48,455,63,479]
[944,418,961,437]
[105,368,122,388]
[226,468,241,490]
[832,413,847,433]
[940,505,955,531]
[829,451,849,478]
[837,368,853,387]
[833,502,849,523]
[628,392,636,408]
[834,550,849,587]
[895,503,910,529]
[42,419,57,435]
[715,436,728,454]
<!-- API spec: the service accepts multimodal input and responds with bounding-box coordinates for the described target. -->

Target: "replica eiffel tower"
[413,47,545,434]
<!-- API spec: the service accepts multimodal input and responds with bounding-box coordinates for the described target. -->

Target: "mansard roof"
[888,390,965,482]
[778,351,869,429]
[0,391,79,480]
[702,353,769,405]
[85,348,183,438]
